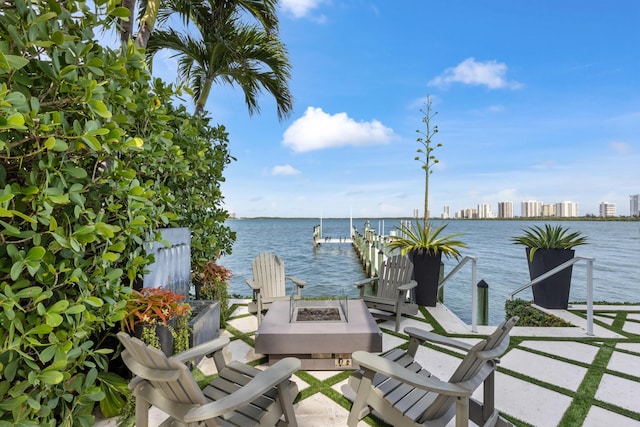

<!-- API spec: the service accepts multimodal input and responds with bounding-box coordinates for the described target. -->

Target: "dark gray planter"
[188,300,220,349]
[134,323,174,357]
[527,248,575,309]
[410,250,442,307]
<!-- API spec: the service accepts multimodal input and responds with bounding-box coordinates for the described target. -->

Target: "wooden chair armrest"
[352,351,471,397]
[183,357,301,422]
[404,327,474,352]
[286,275,307,288]
[246,279,261,291]
[397,280,418,292]
[354,277,376,288]
[171,336,230,364]
[476,336,510,361]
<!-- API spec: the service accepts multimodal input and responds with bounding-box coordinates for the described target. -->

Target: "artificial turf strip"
[419,306,446,334]
[557,342,615,427]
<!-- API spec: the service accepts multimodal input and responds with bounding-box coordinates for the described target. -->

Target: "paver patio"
[95,301,640,427]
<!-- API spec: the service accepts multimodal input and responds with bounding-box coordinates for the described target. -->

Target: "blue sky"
[150,1,640,218]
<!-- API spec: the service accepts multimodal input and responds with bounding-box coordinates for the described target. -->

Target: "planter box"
[134,323,174,357]
[527,248,574,309]
[411,251,442,307]
[132,301,220,360]
[188,300,220,349]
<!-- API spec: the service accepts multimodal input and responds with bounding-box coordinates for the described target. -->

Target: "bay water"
[219,218,640,325]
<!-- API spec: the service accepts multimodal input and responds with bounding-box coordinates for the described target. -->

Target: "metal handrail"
[508,256,595,336]
[438,256,479,332]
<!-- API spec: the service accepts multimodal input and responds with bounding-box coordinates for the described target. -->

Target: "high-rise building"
[556,201,579,217]
[631,195,640,217]
[442,205,450,219]
[599,202,617,217]
[541,204,556,217]
[521,201,542,218]
[498,201,513,218]
[477,204,492,219]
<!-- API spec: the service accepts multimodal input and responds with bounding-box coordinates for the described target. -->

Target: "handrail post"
[508,256,595,336]
[586,257,594,336]
[471,257,478,333]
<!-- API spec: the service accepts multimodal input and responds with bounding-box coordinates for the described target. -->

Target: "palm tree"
[147,0,292,118]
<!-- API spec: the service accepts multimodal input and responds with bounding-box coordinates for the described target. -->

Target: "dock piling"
[477,279,489,326]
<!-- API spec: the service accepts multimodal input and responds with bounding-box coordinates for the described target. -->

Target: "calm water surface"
[219,219,640,325]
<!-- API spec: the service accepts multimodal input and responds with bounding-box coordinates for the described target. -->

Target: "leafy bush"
[194,261,232,327]
[0,1,233,425]
[505,299,573,327]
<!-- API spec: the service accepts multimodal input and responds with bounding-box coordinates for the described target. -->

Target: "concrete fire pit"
[255,299,382,370]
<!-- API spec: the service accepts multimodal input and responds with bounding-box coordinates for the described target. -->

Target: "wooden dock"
[313,221,392,278]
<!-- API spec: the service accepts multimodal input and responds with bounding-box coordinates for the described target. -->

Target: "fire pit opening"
[289,295,349,323]
[296,307,341,322]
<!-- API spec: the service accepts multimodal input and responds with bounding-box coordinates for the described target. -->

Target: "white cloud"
[609,141,633,154]
[282,106,395,152]
[429,57,522,89]
[272,164,301,176]
[280,0,324,18]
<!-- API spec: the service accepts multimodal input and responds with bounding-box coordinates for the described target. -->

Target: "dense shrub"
[0,1,233,425]
[505,299,573,327]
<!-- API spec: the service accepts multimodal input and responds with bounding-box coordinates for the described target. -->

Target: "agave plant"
[387,221,467,259]
[511,224,588,261]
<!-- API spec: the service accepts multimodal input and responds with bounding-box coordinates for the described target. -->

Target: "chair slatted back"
[117,332,206,406]
[252,252,286,299]
[420,316,517,422]
[377,255,413,301]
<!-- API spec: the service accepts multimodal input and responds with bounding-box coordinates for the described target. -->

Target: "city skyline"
[148,1,640,218]
[437,197,636,219]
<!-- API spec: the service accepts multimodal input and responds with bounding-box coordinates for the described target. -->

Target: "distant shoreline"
[229,216,640,221]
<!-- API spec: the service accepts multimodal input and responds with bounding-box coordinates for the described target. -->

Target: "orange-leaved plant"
[122,287,191,332]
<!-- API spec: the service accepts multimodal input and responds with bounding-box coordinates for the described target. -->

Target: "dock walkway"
[96,301,640,427]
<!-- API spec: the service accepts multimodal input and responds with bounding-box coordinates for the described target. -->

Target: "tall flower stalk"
[415,95,441,229]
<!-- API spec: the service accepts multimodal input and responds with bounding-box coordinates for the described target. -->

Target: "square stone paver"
[305,370,344,381]
[294,393,367,426]
[226,315,257,333]
[380,330,407,353]
[617,342,640,354]
[222,338,261,363]
[485,372,572,427]
[584,406,640,426]
[229,304,250,317]
[377,315,431,333]
[412,344,463,379]
[596,374,640,413]
[499,348,587,391]
[333,378,356,400]
[593,314,616,325]
[623,320,640,336]
[519,340,600,364]
[608,351,640,378]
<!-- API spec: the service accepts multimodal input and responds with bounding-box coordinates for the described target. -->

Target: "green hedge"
[0,1,233,425]
[505,299,573,327]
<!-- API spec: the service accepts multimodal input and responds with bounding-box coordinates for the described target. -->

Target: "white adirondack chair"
[355,255,418,332]
[117,332,300,427]
[347,316,518,427]
[247,252,306,324]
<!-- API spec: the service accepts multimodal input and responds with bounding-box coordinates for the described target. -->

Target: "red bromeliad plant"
[203,261,232,285]
[194,260,232,326]
[122,287,191,333]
